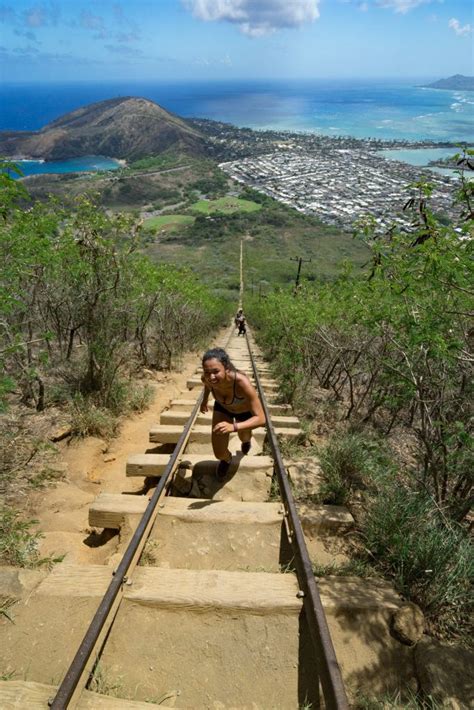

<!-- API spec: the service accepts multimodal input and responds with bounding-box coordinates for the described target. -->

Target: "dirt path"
[30,348,206,566]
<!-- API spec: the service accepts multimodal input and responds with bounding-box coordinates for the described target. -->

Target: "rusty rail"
[49,394,203,709]
[246,331,350,710]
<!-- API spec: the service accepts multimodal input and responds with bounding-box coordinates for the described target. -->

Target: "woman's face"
[202,358,227,386]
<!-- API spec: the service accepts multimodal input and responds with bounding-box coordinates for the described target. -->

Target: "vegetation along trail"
[1,324,423,708]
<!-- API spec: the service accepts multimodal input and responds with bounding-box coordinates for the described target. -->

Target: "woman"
[201,348,266,480]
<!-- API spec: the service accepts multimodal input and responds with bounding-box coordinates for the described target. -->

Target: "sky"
[0,0,472,83]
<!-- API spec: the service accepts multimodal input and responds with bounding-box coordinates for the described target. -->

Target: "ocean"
[1,79,472,177]
[2,79,473,140]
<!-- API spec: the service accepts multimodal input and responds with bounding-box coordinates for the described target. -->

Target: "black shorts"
[214,400,252,422]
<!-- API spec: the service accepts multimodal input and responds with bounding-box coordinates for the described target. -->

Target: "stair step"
[158,497,284,524]
[0,681,170,709]
[149,424,302,444]
[0,569,411,707]
[146,498,286,572]
[194,365,273,376]
[89,496,354,536]
[89,493,148,529]
[169,398,290,414]
[127,453,274,502]
[32,564,301,611]
[100,569,316,707]
[149,424,265,444]
[127,567,302,613]
[126,453,273,477]
[160,410,301,429]
[186,376,279,390]
[34,565,402,614]
[89,494,284,531]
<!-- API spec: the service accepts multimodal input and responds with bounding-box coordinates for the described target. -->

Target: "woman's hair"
[202,347,235,371]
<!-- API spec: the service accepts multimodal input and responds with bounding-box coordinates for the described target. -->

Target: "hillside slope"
[423,74,474,91]
[0,97,208,160]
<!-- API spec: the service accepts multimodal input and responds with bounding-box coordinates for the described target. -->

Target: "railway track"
[0,326,414,709]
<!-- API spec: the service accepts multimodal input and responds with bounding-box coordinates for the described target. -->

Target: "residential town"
[218,143,458,231]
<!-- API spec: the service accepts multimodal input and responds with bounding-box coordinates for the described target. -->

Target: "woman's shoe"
[241,441,251,455]
[216,458,231,481]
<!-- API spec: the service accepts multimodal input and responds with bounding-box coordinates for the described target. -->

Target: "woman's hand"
[213,420,234,435]
[200,401,209,413]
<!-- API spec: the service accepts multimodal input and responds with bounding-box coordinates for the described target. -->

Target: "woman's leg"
[237,428,251,445]
[237,415,252,454]
[211,410,232,462]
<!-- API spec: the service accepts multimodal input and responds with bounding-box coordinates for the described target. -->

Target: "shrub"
[318,431,392,505]
[69,395,119,439]
[126,383,154,413]
[364,483,473,641]
[251,176,473,522]
[0,507,60,568]
[1,168,225,415]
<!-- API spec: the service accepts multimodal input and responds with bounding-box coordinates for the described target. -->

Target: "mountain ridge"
[0,97,208,161]
[422,74,474,91]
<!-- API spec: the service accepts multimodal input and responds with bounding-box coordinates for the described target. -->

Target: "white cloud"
[184,0,320,37]
[448,17,472,37]
[359,2,369,11]
[376,0,435,13]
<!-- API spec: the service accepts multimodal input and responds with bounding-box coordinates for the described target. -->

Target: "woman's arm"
[201,378,211,413]
[234,378,266,432]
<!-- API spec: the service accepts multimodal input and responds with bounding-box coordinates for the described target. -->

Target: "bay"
[11,156,121,179]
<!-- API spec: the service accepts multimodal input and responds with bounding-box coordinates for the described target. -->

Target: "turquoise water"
[13,156,121,179]
[379,147,459,165]
[378,147,464,179]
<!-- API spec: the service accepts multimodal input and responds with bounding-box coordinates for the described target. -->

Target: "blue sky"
[0,0,472,83]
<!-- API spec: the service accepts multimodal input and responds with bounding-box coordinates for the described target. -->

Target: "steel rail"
[49,392,203,709]
[246,330,350,710]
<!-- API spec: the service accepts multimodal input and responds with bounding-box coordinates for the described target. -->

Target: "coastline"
[7,155,124,179]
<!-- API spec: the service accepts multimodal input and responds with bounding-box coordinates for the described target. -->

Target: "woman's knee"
[212,433,230,460]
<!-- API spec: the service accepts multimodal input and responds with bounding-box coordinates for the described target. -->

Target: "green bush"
[252,164,473,641]
[69,395,119,439]
[0,507,60,568]
[251,175,473,522]
[0,165,225,417]
[364,483,473,641]
[126,383,154,412]
[318,432,393,505]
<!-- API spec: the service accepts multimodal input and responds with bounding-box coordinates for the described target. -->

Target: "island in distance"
[0,97,207,161]
[423,74,474,91]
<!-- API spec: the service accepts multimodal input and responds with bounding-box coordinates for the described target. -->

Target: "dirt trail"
[30,349,205,566]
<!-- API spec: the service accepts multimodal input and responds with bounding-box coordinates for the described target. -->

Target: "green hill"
[423,74,474,91]
[0,97,207,161]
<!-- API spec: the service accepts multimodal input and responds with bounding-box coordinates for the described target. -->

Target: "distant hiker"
[235,309,246,336]
[200,348,265,480]
[235,308,243,329]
